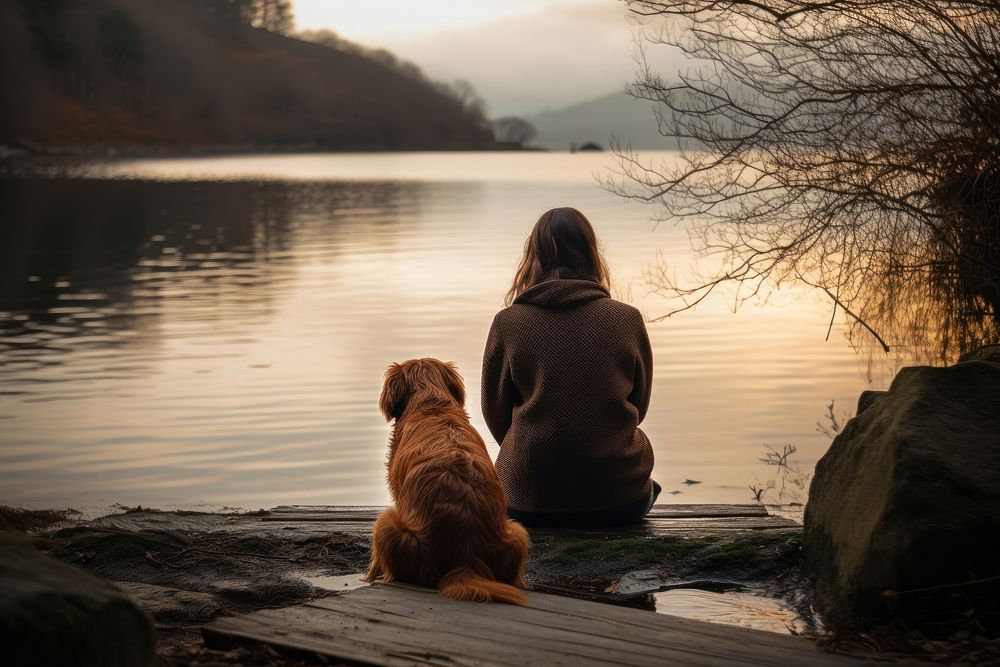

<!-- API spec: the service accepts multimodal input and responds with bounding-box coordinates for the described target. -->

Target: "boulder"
[855,389,886,415]
[0,532,156,666]
[959,344,1000,363]
[804,359,1000,629]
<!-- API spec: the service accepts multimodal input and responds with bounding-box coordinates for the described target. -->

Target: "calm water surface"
[0,152,895,515]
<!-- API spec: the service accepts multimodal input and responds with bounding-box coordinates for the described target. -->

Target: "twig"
[817,285,891,353]
[884,574,1000,597]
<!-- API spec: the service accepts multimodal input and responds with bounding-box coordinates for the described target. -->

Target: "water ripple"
[0,155,898,514]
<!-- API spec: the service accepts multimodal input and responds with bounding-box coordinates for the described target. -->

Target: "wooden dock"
[204,582,859,666]
[260,503,800,537]
[197,504,845,666]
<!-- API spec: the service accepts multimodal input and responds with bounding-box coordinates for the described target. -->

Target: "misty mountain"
[526,91,679,151]
[0,0,493,151]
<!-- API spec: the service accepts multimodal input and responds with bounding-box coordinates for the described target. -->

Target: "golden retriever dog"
[365,358,530,604]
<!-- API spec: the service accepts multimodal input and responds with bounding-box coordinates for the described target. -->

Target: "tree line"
[2,0,498,150]
[7,0,539,150]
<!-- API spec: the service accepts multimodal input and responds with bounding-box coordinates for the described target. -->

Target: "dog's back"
[412,447,527,604]
[367,358,530,604]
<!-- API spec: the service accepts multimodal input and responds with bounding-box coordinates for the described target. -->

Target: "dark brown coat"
[481,279,654,512]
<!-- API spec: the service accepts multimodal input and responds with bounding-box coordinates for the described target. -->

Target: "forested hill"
[0,0,495,152]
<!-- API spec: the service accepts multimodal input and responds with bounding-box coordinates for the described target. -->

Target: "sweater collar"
[514,279,610,308]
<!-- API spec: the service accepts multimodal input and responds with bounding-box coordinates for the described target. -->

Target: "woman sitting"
[482,206,660,528]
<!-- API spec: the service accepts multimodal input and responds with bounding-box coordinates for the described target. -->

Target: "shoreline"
[5,504,999,664]
[0,143,551,161]
[4,504,813,664]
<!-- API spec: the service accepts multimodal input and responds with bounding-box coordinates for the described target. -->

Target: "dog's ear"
[438,361,466,407]
[379,363,409,421]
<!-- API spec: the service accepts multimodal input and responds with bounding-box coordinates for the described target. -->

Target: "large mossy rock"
[960,344,1000,363]
[804,359,1000,629]
[0,532,156,666]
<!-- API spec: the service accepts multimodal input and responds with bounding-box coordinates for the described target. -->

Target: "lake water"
[0,152,897,516]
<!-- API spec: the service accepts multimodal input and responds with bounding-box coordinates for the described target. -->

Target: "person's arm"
[481,312,517,445]
[627,310,653,423]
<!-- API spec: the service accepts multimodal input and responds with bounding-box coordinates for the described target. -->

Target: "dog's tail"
[365,508,431,584]
[439,567,527,605]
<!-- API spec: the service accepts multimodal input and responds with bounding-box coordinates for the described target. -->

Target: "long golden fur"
[365,358,530,604]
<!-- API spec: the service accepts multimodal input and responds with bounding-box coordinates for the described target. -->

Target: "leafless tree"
[447,79,488,117]
[249,0,294,35]
[435,79,491,131]
[614,0,1000,361]
[492,116,538,146]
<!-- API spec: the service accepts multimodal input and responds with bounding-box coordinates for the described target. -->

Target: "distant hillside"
[527,91,679,151]
[0,0,494,152]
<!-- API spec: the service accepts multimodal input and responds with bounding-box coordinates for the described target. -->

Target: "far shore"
[0,142,557,162]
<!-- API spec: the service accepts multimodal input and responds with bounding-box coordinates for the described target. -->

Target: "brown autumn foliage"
[0,0,493,151]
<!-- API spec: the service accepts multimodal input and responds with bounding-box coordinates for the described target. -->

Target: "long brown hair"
[504,207,610,306]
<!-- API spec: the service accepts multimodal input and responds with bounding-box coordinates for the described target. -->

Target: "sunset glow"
[293,0,582,40]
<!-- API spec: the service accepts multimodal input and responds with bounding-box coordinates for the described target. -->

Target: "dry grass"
[0,506,76,532]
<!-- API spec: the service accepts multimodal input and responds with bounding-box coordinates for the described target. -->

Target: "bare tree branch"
[615,0,1000,361]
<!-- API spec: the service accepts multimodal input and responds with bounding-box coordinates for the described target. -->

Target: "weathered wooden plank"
[301,599,683,665]
[205,604,515,667]
[304,586,799,661]
[343,583,787,642]
[647,504,770,518]
[254,518,797,540]
[259,504,797,540]
[264,504,772,522]
[204,583,859,667]
[524,515,800,543]
[244,517,798,541]
[303,594,693,662]
[258,512,797,539]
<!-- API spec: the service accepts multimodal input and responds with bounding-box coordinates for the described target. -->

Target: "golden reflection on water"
[0,153,893,515]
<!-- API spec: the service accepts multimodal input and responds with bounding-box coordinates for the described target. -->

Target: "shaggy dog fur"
[365,358,530,604]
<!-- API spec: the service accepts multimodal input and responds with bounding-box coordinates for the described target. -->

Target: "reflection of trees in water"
[0,179,291,341]
[616,1,999,364]
[0,178,420,365]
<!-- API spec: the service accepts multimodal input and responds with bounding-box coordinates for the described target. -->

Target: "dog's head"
[379,358,466,421]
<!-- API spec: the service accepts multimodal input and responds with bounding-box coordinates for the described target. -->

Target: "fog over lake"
[0,151,894,515]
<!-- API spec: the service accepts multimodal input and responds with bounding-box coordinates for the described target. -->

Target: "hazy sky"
[294,0,681,116]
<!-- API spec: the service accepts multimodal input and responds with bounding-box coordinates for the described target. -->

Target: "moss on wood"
[540,536,720,565]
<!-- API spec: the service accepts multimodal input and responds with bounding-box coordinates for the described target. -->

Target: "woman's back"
[482,278,654,513]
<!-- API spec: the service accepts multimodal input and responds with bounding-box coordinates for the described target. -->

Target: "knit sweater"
[481,279,655,512]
